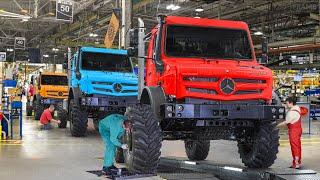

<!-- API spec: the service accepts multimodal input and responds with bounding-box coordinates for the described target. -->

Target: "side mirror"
[76,72,81,80]
[129,28,139,49]
[63,63,67,70]
[127,47,137,57]
[260,36,268,64]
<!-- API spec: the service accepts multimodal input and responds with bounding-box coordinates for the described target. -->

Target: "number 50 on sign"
[56,0,73,22]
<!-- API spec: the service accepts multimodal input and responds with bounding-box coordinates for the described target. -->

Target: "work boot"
[102,166,118,175]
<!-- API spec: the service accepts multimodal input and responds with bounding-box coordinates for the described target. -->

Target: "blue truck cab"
[67,47,138,137]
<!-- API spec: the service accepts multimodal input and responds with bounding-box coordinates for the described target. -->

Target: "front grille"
[92,81,113,85]
[46,91,68,97]
[122,90,138,93]
[183,77,219,82]
[233,78,266,84]
[94,88,112,93]
[187,88,217,95]
[121,83,138,86]
[235,90,262,95]
[183,75,267,97]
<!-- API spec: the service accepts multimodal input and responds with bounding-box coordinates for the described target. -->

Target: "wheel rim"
[123,128,133,167]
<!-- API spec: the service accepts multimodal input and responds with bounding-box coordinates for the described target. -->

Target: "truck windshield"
[165,25,253,60]
[41,75,68,86]
[81,52,132,72]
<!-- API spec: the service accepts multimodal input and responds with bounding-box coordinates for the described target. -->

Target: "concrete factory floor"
[1,116,320,180]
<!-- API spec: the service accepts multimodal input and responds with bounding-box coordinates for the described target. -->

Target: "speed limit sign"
[14,37,26,50]
[56,0,73,22]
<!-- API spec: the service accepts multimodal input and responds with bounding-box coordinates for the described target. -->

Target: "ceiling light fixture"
[43,54,49,58]
[89,33,98,37]
[254,31,263,36]
[195,8,204,12]
[166,4,181,11]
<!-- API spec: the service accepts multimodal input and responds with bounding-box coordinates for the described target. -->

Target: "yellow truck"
[31,72,68,128]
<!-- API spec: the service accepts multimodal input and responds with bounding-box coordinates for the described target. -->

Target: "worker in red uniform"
[28,83,35,102]
[40,105,61,130]
[277,97,302,169]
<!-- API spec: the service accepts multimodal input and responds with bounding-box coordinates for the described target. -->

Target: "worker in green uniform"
[99,109,132,174]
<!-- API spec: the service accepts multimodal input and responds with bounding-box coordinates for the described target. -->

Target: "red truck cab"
[146,16,273,102]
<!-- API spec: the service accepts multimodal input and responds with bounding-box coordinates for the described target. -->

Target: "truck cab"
[67,47,138,136]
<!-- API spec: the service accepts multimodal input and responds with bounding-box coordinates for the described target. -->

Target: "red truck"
[123,15,284,173]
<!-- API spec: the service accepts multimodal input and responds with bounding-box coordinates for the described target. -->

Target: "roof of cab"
[80,47,127,55]
[164,16,249,30]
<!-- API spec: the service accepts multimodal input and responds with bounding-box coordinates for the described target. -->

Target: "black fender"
[140,86,166,119]
[69,87,82,106]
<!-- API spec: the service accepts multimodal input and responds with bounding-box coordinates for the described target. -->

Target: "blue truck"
[67,47,138,137]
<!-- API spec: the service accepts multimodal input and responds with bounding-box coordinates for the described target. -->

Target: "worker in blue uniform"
[99,109,132,174]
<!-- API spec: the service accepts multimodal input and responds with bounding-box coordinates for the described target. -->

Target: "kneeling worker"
[99,109,132,174]
[40,105,61,130]
[277,97,302,169]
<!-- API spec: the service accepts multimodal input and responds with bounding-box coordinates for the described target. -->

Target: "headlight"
[177,105,184,111]
[279,108,285,114]
[166,105,173,112]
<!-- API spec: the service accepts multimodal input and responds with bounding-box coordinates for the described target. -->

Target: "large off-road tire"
[123,104,162,174]
[56,102,68,128]
[237,121,279,168]
[34,100,44,120]
[184,140,210,161]
[69,99,88,137]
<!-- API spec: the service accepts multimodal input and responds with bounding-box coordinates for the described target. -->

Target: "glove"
[121,144,128,150]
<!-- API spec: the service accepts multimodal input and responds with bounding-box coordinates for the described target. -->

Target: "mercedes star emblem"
[220,78,235,94]
[113,83,122,92]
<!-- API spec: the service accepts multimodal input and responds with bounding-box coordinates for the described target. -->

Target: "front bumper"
[41,98,64,105]
[80,96,137,107]
[163,103,285,121]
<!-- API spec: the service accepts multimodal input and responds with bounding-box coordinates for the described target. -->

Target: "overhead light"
[52,48,59,52]
[89,33,98,37]
[254,31,263,36]
[195,8,204,12]
[6,48,14,52]
[43,54,49,58]
[171,5,180,11]
[166,4,180,11]
[166,4,175,10]
[194,16,201,19]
